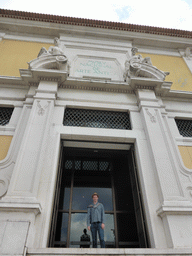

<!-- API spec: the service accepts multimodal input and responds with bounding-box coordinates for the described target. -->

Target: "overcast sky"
[1,0,192,31]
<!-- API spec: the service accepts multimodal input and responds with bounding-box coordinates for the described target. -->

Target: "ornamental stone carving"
[146,108,157,123]
[38,37,65,56]
[0,174,9,198]
[28,37,70,73]
[185,47,192,59]
[123,47,169,82]
[37,101,48,116]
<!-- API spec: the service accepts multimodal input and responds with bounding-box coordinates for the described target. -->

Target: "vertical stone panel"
[0,221,29,255]
[14,100,52,193]
[140,104,183,201]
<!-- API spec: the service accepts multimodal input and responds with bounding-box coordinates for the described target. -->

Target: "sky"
[1,0,192,31]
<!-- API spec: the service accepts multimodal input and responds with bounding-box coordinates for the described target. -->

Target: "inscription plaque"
[73,57,121,80]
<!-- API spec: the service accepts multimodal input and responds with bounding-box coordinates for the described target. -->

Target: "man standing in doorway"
[87,193,105,248]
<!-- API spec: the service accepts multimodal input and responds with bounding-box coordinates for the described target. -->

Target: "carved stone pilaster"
[4,80,58,201]
[136,88,192,248]
[0,106,31,199]
[137,89,184,202]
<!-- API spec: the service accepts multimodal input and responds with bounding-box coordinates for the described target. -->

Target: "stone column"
[136,88,192,247]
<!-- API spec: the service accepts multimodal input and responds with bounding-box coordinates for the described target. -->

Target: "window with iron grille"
[0,107,14,126]
[65,159,111,172]
[63,108,131,130]
[175,119,192,137]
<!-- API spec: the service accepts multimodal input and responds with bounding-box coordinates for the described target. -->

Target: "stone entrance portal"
[49,142,149,248]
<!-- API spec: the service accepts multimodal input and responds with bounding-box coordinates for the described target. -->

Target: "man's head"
[92,192,99,204]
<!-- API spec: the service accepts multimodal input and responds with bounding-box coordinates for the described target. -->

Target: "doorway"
[49,142,148,248]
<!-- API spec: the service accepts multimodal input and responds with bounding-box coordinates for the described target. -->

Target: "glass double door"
[50,147,148,248]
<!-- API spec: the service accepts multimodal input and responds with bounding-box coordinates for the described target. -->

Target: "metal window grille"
[0,107,14,126]
[175,119,192,137]
[64,159,110,172]
[63,108,131,130]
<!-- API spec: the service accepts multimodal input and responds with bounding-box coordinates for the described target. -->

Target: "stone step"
[27,248,192,256]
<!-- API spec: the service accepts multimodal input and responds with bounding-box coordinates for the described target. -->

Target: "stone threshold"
[27,248,192,255]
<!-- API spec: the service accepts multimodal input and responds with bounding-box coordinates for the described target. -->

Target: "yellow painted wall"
[139,53,192,91]
[0,135,13,161]
[178,146,192,169]
[0,39,52,77]
[0,39,192,91]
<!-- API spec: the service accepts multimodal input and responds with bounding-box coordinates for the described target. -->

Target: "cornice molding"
[28,82,39,87]
[19,69,68,86]
[39,76,61,82]
[61,84,134,94]
[1,9,192,39]
[1,17,192,50]
[157,201,192,217]
[1,75,192,100]
[0,201,42,215]
[135,85,155,90]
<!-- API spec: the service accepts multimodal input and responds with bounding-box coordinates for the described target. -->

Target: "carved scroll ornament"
[28,37,70,73]
[123,47,169,82]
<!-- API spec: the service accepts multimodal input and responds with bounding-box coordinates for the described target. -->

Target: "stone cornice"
[1,14,192,50]
[0,201,42,215]
[19,69,68,86]
[157,204,192,217]
[61,84,134,94]
[156,200,192,217]
[0,76,26,86]
[1,75,192,100]
[1,9,192,39]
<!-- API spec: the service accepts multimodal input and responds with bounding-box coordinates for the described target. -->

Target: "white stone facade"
[0,12,192,256]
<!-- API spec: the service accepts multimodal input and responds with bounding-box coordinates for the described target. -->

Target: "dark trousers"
[91,222,105,248]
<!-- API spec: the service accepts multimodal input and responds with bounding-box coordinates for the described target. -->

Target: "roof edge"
[1,8,192,39]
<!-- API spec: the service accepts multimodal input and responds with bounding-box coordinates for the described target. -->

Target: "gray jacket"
[87,202,105,226]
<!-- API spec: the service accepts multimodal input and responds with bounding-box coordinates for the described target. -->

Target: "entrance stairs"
[27,248,192,256]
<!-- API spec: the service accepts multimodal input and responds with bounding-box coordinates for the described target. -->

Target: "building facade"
[1,9,192,256]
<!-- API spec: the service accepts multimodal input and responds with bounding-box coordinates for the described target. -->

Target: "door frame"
[49,140,149,248]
